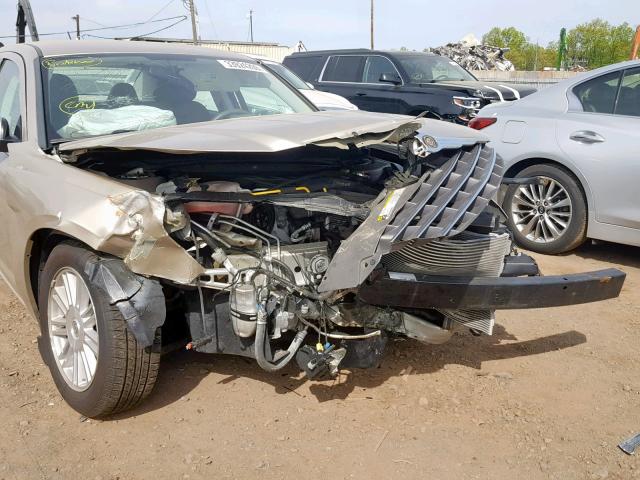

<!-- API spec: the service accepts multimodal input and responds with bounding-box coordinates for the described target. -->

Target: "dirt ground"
[0,241,639,480]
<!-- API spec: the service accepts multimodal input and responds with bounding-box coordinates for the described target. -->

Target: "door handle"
[569,130,605,144]
[355,92,367,96]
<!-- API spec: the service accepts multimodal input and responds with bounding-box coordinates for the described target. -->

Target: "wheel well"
[27,229,90,310]
[503,157,589,214]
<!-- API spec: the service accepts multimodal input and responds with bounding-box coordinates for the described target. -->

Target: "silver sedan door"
[556,67,640,230]
[0,55,26,287]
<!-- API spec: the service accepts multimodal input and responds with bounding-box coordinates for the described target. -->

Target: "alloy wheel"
[511,176,572,243]
[47,267,99,392]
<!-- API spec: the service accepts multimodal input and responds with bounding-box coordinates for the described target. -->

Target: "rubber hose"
[254,308,307,372]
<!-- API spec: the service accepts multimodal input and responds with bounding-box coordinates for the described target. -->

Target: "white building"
[126,37,295,62]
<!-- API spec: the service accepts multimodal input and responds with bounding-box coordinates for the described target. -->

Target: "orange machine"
[632,25,640,60]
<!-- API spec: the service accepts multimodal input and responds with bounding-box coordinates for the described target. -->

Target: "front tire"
[503,164,587,254]
[39,243,160,418]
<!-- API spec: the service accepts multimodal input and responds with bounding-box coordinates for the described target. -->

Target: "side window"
[572,71,621,114]
[614,67,640,117]
[363,56,398,83]
[283,56,321,81]
[321,56,365,83]
[238,87,294,114]
[0,60,23,140]
[193,91,219,112]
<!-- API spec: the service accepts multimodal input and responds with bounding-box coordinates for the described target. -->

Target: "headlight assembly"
[452,96,482,110]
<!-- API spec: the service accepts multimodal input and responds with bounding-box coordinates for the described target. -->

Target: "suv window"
[614,67,640,117]
[321,56,365,82]
[363,56,398,83]
[283,56,321,81]
[572,71,621,114]
[0,59,23,140]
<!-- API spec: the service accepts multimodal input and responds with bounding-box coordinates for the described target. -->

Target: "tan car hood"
[58,110,424,155]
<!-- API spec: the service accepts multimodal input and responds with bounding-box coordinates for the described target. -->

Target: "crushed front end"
[66,117,625,380]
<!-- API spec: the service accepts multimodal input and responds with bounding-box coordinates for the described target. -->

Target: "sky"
[0,0,637,50]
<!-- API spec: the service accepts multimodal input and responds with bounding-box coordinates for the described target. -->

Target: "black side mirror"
[379,72,402,85]
[0,118,11,153]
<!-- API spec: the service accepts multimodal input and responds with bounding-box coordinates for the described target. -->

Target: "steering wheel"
[213,109,253,120]
[433,74,449,81]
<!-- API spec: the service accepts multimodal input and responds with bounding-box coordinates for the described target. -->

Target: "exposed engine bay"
[68,127,526,379]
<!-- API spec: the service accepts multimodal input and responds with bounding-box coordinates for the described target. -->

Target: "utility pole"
[16,0,40,43]
[188,0,199,45]
[249,10,254,43]
[71,14,80,40]
[370,0,374,49]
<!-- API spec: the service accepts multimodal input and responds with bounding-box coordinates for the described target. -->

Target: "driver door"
[355,55,405,114]
[0,55,25,287]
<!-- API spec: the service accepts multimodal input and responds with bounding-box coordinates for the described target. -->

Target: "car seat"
[583,84,616,113]
[615,84,640,116]
[107,83,139,106]
[153,77,211,124]
[48,74,78,134]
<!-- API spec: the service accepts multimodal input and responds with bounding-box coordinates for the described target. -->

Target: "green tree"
[480,20,632,70]
[482,27,534,69]
[482,27,527,50]
[566,19,634,68]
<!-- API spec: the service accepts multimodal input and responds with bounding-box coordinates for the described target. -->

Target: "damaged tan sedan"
[0,41,625,417]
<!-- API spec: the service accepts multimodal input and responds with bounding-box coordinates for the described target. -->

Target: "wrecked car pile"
[430,43,515,71]
[0,41,625,418]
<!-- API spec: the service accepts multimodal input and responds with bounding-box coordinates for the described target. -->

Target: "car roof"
[289,49,436,57]
[487,59,640,113]
[0,39,252,60]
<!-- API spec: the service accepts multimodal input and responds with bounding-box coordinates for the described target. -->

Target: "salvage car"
[471,60,640,253]
[0,41,625,417]
[283,49,535,123]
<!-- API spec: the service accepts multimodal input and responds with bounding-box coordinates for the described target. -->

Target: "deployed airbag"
[59,105,176,138]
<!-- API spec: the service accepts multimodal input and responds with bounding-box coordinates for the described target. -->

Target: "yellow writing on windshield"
[59,96,96,115]
[42,57,103,69]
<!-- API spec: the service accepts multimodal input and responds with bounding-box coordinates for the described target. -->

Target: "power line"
[203,0,218,39]
[145,0,177,22]
[0,15,187,39]
[84,16,187,40]
[81,17,109,28]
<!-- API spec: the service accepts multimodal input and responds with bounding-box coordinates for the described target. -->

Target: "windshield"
[41,54,314,141]
[397,55,476,83]
[264,61,309,90]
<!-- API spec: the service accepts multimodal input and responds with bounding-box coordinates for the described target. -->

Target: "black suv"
[283,49,536,124]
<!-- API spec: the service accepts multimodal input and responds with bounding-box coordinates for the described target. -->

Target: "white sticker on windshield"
[449,61,458,65]
[217,60,264,72]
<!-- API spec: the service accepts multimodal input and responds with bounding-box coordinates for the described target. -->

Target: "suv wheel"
[504,164,587,254]
[39,243,160,418]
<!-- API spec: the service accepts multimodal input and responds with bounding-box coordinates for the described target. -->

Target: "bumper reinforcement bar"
[357,268,625,310]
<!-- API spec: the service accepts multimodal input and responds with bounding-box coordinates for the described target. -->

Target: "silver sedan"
[471,60,640,254]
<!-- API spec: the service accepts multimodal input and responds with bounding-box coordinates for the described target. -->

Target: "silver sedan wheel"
[47,267,99,392]
[511,176,572,243]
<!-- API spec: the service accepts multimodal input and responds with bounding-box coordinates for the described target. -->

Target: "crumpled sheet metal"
[105,190,204,284]
[69,120,424,288]
[430,43,515,71]
[84,255,166,347]
[310,121,422,149]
